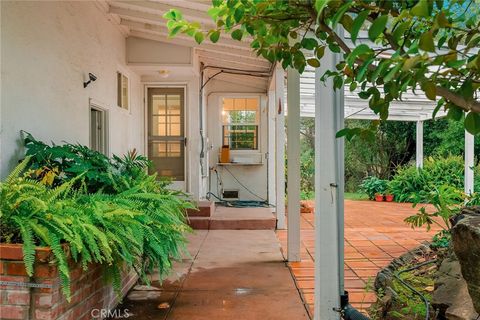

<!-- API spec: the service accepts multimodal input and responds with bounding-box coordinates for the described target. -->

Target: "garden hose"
[206,192,272,208]
[343,305,371,320]
[393,259,437,320]
[341,291,371,320]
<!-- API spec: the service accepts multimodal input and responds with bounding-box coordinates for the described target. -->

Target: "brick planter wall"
[0,244,138,320]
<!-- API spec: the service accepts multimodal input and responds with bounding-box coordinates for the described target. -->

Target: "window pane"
[152,115,166,136]
[117,73,122,108]
[152,95,166,115]
[167,141,181,157]
[223,125,258,150]
[151,142,167,157]
[221,98,259,150]
[122,75,129,109]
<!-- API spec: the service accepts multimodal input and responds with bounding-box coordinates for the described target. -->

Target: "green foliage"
[344,192,369,201]
[430,230,451,249]
[23,132,152,193]
[389,156,478,202]
[404,185,464,231]
[164,0,480,134]
[360,176,388,199]
[1,150,193,300]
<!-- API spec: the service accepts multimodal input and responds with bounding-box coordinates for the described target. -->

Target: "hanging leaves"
[163,1,480,134]
[368,15,388,41]
[465,112,480,134]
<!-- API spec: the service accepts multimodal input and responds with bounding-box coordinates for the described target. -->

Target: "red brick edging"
[0,244,137,320]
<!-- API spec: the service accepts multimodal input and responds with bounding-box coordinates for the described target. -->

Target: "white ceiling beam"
[109,1,215,27]
[129,30,260,58]
[209,72,269,88]
[199,57,271,72]
[196,49,268,66]
[109,6,170,25]
[120,18,252,50]
[205,76,267,91]
[111,0,213,23]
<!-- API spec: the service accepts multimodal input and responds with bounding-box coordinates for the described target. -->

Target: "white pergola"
[280,58,476,319]
[105,2,476,318]
[297,65,475,183]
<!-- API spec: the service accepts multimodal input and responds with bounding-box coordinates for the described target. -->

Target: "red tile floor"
[276,199,440,316]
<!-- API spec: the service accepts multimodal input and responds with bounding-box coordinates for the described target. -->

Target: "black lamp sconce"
[83,73,97,88]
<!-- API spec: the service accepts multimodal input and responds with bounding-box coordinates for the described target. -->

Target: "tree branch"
[436,86,480,113]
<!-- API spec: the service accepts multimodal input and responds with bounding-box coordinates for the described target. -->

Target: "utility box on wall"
[222,189,239,200]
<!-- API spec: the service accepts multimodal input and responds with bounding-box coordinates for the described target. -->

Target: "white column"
[314,50,342,319]
[465,130,474,194]
[267,85,277,211]
[416,121,424,169]
[287,65,301,262]
[275,65,286,230]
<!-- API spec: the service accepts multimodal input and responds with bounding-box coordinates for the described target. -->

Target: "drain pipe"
[340,291,371,320]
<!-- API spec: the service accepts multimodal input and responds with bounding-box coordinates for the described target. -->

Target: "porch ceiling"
[105,1,444,121]
[106,0,272,77]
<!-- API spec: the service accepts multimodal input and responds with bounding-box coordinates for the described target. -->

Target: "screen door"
[148,88,186,190]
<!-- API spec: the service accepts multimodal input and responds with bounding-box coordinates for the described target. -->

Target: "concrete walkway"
[117,230,309,320]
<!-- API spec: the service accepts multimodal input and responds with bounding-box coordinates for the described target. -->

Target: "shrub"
[1,148,193,300]
[22,132,152,194]
[359,176,388,200]
[389,156,479,203]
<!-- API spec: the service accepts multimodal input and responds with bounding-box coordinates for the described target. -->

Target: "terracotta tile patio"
[276,199,440,316]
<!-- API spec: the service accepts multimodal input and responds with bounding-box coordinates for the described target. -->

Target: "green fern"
[1,149,192,301]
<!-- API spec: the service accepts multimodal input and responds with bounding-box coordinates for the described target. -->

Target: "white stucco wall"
[0,1,143,178]
[206,76,269,201]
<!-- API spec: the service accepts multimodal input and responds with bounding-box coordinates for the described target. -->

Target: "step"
[186,200,215,217]
[187,206,276,230]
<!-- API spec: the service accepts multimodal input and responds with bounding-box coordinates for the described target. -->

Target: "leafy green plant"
[23,132,151,193]
[389,156,479,203]
[0,157,193,301]
[405,185,464,232]
[359,176,388,200]
[164,1,480,135]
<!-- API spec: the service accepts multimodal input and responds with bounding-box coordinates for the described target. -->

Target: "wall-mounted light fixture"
[158,70,170,78]
[83,73,97,88]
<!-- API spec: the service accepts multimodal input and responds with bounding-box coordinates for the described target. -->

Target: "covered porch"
[1,1,477,320]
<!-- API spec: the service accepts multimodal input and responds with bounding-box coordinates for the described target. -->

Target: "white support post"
[287,65,301,262]
[465,130,474,195]
[314,50,342,319]
[267,85,277,212]
[275,65,286,230]
[416,121,424,169]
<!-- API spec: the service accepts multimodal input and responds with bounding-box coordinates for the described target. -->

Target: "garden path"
[114,230,309,320]
[276,199,441,316]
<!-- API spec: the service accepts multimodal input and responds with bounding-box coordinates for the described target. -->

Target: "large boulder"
[432,252,478,320]
[451,206,480,314]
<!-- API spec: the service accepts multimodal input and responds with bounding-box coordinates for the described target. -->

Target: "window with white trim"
[90,106,107,155]
[222,97,259,150]
[117,72,129,110]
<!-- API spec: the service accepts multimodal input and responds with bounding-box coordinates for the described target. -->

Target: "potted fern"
[1,135,194,317]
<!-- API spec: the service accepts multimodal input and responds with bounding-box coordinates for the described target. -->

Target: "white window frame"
[89,102,109,155]
[220,95,262,153]
[117,71,130,110]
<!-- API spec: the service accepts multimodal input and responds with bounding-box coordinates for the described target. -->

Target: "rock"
[452,206,480,314]
[132,284,161,291]
[432,252,478,320]
[127,290,161,301]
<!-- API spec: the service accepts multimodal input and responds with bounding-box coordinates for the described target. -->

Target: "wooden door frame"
[144,83,188,192]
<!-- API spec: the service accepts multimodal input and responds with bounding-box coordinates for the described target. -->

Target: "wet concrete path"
[116,230,309,320]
